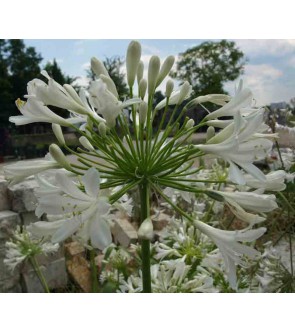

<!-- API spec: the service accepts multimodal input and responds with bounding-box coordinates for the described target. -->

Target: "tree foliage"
[171,40,246,97]
[43,59,73,85]
[0,39,43,126]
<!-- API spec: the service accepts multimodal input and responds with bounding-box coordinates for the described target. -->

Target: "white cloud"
[82,62,90,70]
[235,39,295,57]
[224,64,290,105]
[141,44,162,55]
[72,76,90,88]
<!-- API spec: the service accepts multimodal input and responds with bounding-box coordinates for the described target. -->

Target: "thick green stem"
[29,256,50,293]
[90,248,99,293]
[139,181,152,293]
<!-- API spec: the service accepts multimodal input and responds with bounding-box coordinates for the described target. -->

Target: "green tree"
[44,59,73,85]
[0,39,43,126]
[171,40,246,97]
[87,56,128,100]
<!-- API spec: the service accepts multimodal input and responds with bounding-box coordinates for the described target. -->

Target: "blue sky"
[24,39,295,106]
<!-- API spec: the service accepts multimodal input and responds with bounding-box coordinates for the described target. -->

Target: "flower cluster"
[3,40,285,292]
[4,228,59,271]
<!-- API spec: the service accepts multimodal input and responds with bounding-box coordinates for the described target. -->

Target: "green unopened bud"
[177,82,191,104]
[156,55,175,87]
[137,60,144,84]
[79,136,95,152]
[52,124,65,146]
[91,57,109,77]
[148,55,160,94]
[49,144,71,170]
[100,74,118,98]
[98,122,107,137]
[138,79,147,99]
[206,126,215,141]
[139,102,148,125]
[185,118,195,129]
[165,79,174,98]
[126,41,141,88]
[138,218,153,240]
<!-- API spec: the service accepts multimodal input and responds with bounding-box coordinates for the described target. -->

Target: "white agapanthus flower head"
[4,228,59,271]
[28,168,112,250]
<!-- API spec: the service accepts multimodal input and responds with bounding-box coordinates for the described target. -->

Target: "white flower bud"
[98,122,107,137]
[137,60,144,84]
[148,56,160,95]
[165,79,174,98]
[91,57,109,77]
[49,144,71,170]
[52,124,65,146]
[156,55,175,87]
[177,82,192,105]
[139,102,148,125]
[100,74,119,98]
[138,79,147,100]
[79,136,95,151]
[206,126,215,141]
[185,118,195,129]
[126,41,141,88]
[138,217,153,240]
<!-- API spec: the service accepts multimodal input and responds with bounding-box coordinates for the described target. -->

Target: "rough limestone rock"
[8,179,38,213]
[0,179,11,211]
[112,218,138,248]
[22,257,68,293]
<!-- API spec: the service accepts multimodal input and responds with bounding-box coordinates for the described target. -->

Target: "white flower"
[196,110,273,184]
[155,82,192,110]
[27,71,88,115]
[4,153,60,185]
[214,189,278,213]
[4,228,59,271]
[89,79,141,127]
[243,170,287,191]
[205,81,253,120]
[194,219,266,289]
[29,168,112,250]
[10,98,72,127]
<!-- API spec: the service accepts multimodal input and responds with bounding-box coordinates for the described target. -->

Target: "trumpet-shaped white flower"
[155,82,192,110]
[205,81,254,120]
[194,219,266,289]
[29,168,112,250]
[89,79,141,127]
[243,170,287,191]
[10,98,72,127]
[213,189,278,213]
[27,71,87,115]
[4,153,60,185]
[196,110,273,184]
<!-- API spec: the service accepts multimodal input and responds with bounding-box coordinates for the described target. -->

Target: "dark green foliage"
[171,40,246,97]
[0,39,42,127]
[43,59,73,85]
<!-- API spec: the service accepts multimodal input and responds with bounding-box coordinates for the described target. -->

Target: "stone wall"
[0,176,68,292]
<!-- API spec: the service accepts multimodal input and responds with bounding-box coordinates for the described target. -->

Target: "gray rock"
[22,257,68,293]
[8,179,38,213]
[0,210,20,248]
[0,179,11,211]
[112,218,138,248]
